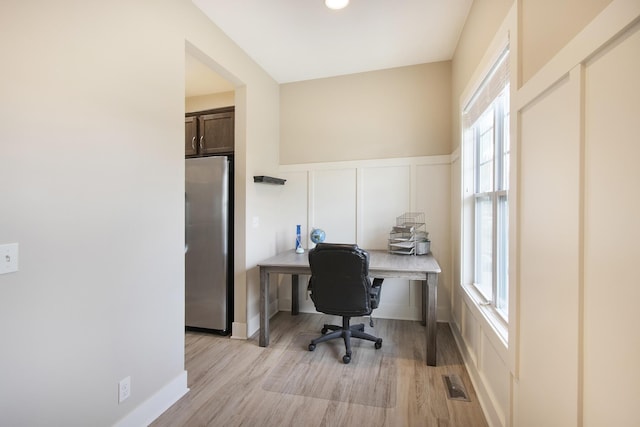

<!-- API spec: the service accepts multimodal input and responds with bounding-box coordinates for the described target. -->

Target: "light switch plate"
[0,243,19,274]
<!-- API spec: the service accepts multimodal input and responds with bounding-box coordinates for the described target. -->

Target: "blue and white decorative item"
[310,228,326,245]
[295,224,304,253]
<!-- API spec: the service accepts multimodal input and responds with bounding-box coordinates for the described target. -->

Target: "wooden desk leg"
[291,274,299,315]
[421,281,427,326]
[259,268,269,347]
[425,272,438,366]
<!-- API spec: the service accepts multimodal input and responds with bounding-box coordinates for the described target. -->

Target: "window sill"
[461,283,508,349]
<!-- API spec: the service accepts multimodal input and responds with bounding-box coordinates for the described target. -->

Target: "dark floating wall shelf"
[253,175,286,185]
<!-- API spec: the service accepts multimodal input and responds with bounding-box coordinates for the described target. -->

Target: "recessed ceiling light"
[325,0,349,10]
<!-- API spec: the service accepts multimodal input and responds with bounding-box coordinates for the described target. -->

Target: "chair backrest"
[308,243,372,317]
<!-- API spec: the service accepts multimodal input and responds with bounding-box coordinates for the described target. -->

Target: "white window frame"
[461,45,511,339]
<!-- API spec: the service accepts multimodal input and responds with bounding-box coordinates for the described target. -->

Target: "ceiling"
[186,0,473,95]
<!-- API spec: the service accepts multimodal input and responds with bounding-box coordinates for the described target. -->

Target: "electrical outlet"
[118,376,131,403]
[0,243,19,274]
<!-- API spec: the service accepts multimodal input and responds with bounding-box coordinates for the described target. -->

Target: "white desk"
[258,249,442,366]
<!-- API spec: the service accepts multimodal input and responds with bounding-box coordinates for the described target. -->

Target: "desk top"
[258,249,440,280]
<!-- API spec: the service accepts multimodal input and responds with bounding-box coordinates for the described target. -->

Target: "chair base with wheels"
[308,316,382,364]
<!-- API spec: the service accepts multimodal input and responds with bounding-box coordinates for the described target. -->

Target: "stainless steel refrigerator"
[185,156,233,334]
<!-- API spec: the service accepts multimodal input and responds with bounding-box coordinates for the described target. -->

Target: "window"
[462,47,510,322]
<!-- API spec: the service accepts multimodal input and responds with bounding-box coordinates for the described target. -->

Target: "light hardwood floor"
[152,312,488,427]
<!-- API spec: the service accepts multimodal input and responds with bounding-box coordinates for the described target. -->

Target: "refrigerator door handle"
[184,192,189,254]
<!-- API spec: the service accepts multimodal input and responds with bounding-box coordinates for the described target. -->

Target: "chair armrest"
[370,286,380,298]
[370,278,383,309]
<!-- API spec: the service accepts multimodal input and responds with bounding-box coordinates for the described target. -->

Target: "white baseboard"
[246,298,280,339]
[449,321,504,427]
[231,322,247,340]
[113,370,188,427]
[254,297,450,339]
[279,300,450,323]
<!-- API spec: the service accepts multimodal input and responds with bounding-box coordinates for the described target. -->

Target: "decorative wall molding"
[278,154,453,173]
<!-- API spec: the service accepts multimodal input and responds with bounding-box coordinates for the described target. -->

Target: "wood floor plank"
[151,313,488,427]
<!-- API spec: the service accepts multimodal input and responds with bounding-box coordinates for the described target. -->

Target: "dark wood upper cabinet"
[185,107,234,157]
[185,116,198,156]
[199,111,234,155]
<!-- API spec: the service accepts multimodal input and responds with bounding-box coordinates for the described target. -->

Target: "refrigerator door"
[185,156,229,331]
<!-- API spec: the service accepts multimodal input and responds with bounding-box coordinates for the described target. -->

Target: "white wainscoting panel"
[582,18,640,427]
[310,168,357,244]
[276,156,452,322]
[359,165,411,249]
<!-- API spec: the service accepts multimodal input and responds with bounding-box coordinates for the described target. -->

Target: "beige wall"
[451,0,514,153]
[0,0,279,425]
[280,62,451,164]
[520,0,613,83]
[185,91,235,113]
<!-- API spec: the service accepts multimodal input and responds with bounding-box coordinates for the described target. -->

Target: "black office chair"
[307,243,383,364]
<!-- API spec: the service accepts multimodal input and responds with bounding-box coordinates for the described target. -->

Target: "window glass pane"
[502,88,510,191]
[497,195,509,317]
[475,195,493,300]
[476,109,494,193]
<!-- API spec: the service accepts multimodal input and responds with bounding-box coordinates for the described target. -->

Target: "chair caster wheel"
[343,354,351,364]
[375,339,382,349]
[308,343,316,351]
[321,327,328,334]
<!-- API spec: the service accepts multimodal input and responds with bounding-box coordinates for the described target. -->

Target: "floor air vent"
[443,374,470,401]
